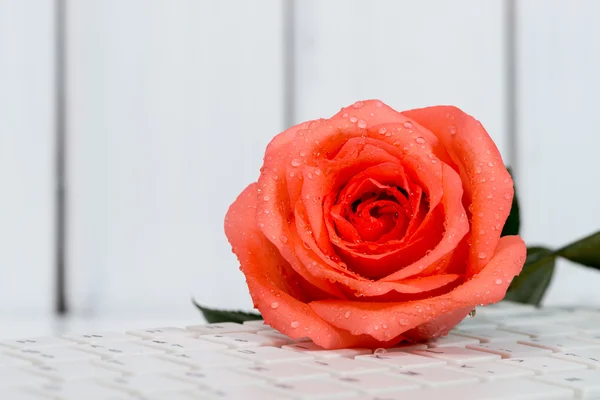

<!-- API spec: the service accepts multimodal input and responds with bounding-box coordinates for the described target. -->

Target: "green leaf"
[556,231,600,269]
[505,247,555,306]
[192,299,262,323]
[501,167,520,237]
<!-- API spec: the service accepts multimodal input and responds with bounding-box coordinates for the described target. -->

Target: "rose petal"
[225,183,373,348]
[309,235,526,344]
[402,106,514,275]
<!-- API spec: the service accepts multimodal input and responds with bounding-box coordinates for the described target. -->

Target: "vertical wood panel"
[516,0,600,305]
[0,0,54,314]
[294,0,509,158]
[68,0,285,316]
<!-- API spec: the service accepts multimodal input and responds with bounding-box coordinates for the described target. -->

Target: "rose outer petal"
[225,183,377,348]
[309,235,526,345]
[402,106,514,276]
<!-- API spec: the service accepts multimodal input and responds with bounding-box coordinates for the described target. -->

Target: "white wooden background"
[1,0,600,324]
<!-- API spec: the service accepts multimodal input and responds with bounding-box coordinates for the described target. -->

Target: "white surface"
[67,0,284,315]
[516,0,600,306]
[0,0,54,314]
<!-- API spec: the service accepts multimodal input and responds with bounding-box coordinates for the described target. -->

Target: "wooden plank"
[294,0,509,157]
[68,1,285,315]
[516,0,600,305]
[0,0,54,314]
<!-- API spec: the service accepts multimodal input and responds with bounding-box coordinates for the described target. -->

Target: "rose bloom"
[225,100,526,349]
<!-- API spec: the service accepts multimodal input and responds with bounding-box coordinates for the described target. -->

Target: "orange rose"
[225,100,526,349]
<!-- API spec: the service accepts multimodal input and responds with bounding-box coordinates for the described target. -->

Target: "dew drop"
[475,166,482,174]
[272,175,279,181]
[271,302,279,309]
[504,192,511,200]
[280,235,288,244]
[374,348,387,355]
[357,120,367,128]
[314,169,321,176]
[449,125,457,135]
[307,172,313,179]
[350,116,358,123]
[289,171,295,178]
[373,325,380,331]
[344,311,351,319]
[291,159,302,167]
[479,229,486,235]
[495,278,503,285]
[342,113,349,118]
[352,101,364,109]
[375,101,383,108]
[415,137,426,144]
[378,127,387,135]
[467,308,477,318]
[487,161,494,167]
[478,252,487,259]
[290,321,300,328]
[487,194,493,199]
[403,121,413,129]
[299,150,307,157]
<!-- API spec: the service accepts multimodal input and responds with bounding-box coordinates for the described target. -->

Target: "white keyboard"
[2,302,600,400]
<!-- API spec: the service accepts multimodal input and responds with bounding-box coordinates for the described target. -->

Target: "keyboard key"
[0,367,52,388]
[570,320,600,335]
[102,374,199,395]
[453,328,529,343]
[242,320,270,327]
[186,322,262,334]
[466,343,552,359]
[212,384,293,400]
[266,378,360,399]
[138,337,227,353]
[393,378,573,400]
[1,336,73,350]
[499,324,578,338]
[386,343,429,352]
[453,317,498,331]
[94,355,189,375]
[303,358,390,376]
[357,352,447,369]
[281,342,371,359]
[412,347,500,364]
[226,347,314,365]
[0,351,31,367]
[256,330,310,344]
[236,363,330,382]
[390,367,480,387]
[447,361,535,381]
[475,302,537,318]
[332,373,421,394]
[534,369,600,398]
[8,347,98,364]
[201,332,287,349]
[552,349,600,369]
[26,360,123,380]
[425,333,480,348]
[162,350,253,369]
[126,327,195,339]
[518,337,600,353]
[501,356,587,375]
[63,332,139,345]
[74,341,163,358]
[572,333,600,346]
[168,368,264,388]
[30,380,135,400]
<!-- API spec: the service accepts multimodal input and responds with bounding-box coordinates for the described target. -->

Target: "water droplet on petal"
[307,172,313,179]
[504,192,511,200]
[487,194,493,199]
[290,321,300,328]
[478,252,487,259]
[299,150,307,157]
[488,161,494,167]
[468,308,477,318]
[403,121,413,129]
[374,348,387,355]
[357,120,367,129]
[291,159,302,167]
[449,125,457,135]
[289,171,295,178]
[373,325,379,331]
[272,175,278,181]
[495,278,503,285]
[375,101,383,108]
[271,302,279,309]
[352,101,364,109]
[280,235,288,243]
[314,169,321,176]
[475,166,482,174]
[415,137,426,144]
[344,311,351,319]
[350,116,358,123]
